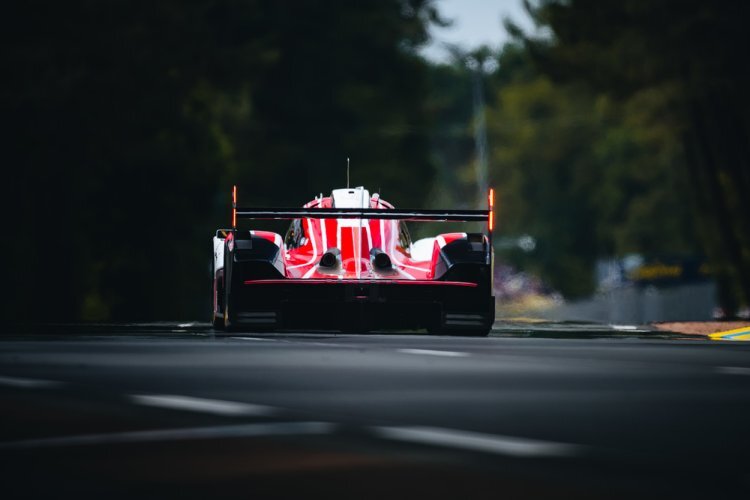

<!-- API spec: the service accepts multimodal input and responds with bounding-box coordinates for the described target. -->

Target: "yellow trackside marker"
[709,326,750,341]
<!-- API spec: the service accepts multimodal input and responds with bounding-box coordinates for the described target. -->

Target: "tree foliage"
[5,0,746,321]
[515,0,750,308]
[3,0,439,322]
[425,43,698,298]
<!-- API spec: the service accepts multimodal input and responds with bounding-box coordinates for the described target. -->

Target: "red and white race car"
[212,186,495,335]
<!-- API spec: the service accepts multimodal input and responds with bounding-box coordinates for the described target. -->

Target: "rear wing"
[236,208,488,221]
[229,186,495,243]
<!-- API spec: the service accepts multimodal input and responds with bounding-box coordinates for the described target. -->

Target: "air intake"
[319,247,341,268]
[370,247,392,271]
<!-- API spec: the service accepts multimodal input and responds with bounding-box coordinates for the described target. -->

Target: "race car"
[212,186,495,335]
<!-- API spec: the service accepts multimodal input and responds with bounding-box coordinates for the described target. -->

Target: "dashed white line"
[177,322,196,328]
[130,394,276,417]
[0,375,63,388]
[231,336,280,342]
[373,426,581,458]
[398,349,470,358]
[610,324,639,331]
[232,337,353,348]
[716,366,750,376]
[0,422,335,450]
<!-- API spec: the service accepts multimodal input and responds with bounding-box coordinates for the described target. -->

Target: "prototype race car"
[212,186,495,335]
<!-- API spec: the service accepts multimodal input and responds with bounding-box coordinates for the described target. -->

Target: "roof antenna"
[347,157,350,188]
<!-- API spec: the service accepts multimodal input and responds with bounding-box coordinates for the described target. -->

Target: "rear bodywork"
[212,187,495,335]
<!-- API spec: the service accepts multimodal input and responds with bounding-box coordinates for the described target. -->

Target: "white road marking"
[0,375,63,388]
[716,366,750,376]
[177,322,195,328]
[231,336,279,341]
[373,426,581,458]
[398,349,469,358]
[0,422,335,450]
[610,324,638,331]
[233,337,357,348]
[130,394,276,417]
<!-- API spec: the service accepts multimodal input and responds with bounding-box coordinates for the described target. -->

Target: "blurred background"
[4,0,749,324]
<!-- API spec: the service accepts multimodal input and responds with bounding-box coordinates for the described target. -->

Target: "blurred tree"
[482,43,695,297]
[423,48,493,211]
[488,71,601,296]
[2,0,440,322]
[515,0,750,311]
[229,0,440,208]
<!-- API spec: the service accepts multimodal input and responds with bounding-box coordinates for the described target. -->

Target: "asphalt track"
[1,323,749,499]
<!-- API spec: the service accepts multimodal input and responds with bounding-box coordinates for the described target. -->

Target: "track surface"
[1,324,749,499]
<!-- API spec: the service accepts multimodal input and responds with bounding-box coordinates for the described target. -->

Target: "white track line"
[231,336,280,341]
[0,375,63,388]
[130,394,276,417]
[373,426,581,458]
[0,422,335,450]
[232,337,351,348]
[398,349,469,358]
[716,366,750,376]
[610,324,639,331]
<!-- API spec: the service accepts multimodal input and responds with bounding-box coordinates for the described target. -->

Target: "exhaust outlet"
[319,247,341,268]
[370,247,392,270]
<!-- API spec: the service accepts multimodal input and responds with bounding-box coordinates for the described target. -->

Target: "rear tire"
[212,314,225,330]
[427,314,491,337]
[211,261,226,331]
[449,327,491,337]
[428,326,490,337]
